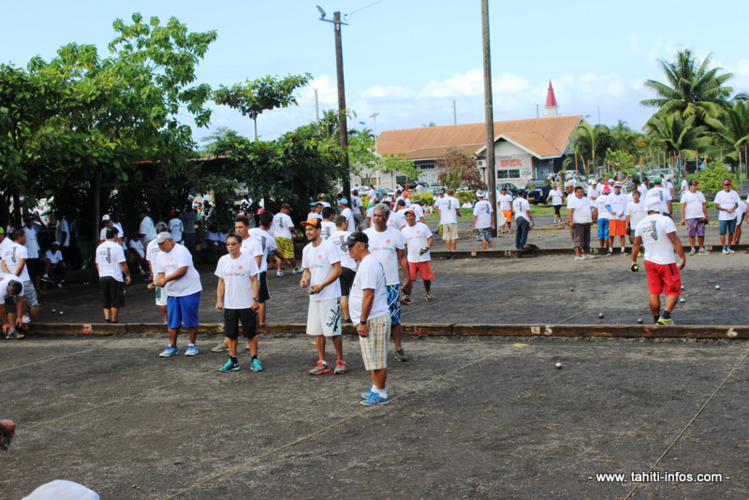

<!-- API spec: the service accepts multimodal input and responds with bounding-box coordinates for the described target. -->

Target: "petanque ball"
[555,362,562,369]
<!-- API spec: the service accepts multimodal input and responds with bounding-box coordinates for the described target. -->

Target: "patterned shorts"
[274,236,294,259]
[386,285,401,326]
[359,313,391,371]
[475,227,493,242]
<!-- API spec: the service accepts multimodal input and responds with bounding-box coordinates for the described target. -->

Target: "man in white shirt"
[625,190,646,248]
[587,179,600,203]
[273,204,302,276]
[472,191,495,250]
[390,200,408,230]
[139,210,158,249]
[351,189,365,230]
[54,212,71,263]
[632,197,686,326]
[714,178,742,254]
[496,187,513,233]
[155,232,203,357]
[345,231,392,406]
[678,174,689,196]
[638,177,649,198]
[145,222,170,323]
[214,233,260,372]
[608,182,628,254]
[679,180,709,255]
[168,210,184,245]
[328,215,357,323]
[594,185,613,255]
[567,186,594,260]
[22,215,42,293]
[338,198,357,235]
[95,226,131,323]
[364,203,412,362]
[2,229,38,325]
[546,184,564,224]
[42,241,66,286]
[299,218,347,376]
[401,209,434,302]
[250,211,293,327]
[512,191,534,251]
[437,189,462,251]
[645,177,672,216]
[0,275,24,339]
[99,214,121,245]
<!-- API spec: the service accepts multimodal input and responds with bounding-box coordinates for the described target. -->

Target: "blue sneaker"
[361,387,375,399]
[159,345,179,357]
[251,358,263,372]
[185,344,198,356]
[219,359,240,372]
[360,392,389,406]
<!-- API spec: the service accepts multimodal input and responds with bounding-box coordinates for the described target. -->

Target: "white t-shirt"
[714,190,741,221]
[473,200,493,229]
[23,226,39,258]
[45,249,63,264]
[401,222,433,263]
[680,179,689,194]
[390,210,407,230]
[348,253,389,323]
[301,239,341,301]
[340,207,356,232]
[595,195,612,220]
[273,213,294,240]
[321,221,337,239]
[240,235,263,265]
[607,192,627,220]
[0,274,24,304]
[327,230,357,271]
[461,201,473,209]
[645,187,672,215]
[438,196,460,224]
[737,200,747,220]
[95,241,126,282]
[410,203,424,220]
[638,183,648,197]
[249,228,277,273]
[146,239,161,274]
[128,238,145,259]
[625,200,646,229]
[567,195,593,224]
[157,243,202,297]
[169,218,184,242]
[497,193,513,211]
[680,191,707,220]
[351,196,364,214]
[215,252,259,310]
[56,218,70,246]
[2,243,29,281]
[364,226,405,286]
[512,197,531,221]
[99,225,121,242]
[587,186,600,200]
[139,216,157,241]
[549,188,563,206]
[635,214,678,265]
[307,211,323,221]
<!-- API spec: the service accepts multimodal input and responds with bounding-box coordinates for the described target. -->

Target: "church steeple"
[545,80,559,116]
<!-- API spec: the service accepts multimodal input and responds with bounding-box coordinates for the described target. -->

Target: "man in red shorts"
[631,197,686,326]
[400,209,434,302]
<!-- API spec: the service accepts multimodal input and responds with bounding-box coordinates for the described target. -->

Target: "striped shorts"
[359,313,391,371]
[386,285,401,326]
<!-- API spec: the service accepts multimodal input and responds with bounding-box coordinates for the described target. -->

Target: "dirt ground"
[2,335,748,499]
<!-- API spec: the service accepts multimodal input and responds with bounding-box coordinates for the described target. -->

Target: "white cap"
[645,197,661,212]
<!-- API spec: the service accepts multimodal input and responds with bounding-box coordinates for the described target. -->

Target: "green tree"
[698,160,733,197]
[436,147,482,191]
[708,101,749,165]
[645,112,712,156]
[214,73,312,140]
[569,122,613,174]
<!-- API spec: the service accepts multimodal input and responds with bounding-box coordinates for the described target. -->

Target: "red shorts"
[644,260,681,296]
[409,261,434,281]
[609,219,627,237]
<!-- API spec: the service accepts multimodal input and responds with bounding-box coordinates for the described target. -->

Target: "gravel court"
[3,336,749,499]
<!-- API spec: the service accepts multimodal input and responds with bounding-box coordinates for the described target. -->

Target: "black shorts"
[100,276,125,309]
[258,272,271,303]
[26,258,41,278]
[4,296,18,314]
[553,205,562,216]
[224,308,257,339]
[339,267,356,296]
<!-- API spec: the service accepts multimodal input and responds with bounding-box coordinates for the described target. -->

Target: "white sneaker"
[292,267,303,275]
[276,270,285,277]
[689,248,696,256]
[620,248,626,254]
[728,248,735,254]
[585,254,596,259]
[722,248,730,255]
[574,255,585,261]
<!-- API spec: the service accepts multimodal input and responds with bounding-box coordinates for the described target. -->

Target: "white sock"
[374,388,387,398]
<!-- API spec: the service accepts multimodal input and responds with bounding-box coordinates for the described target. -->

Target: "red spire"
[545,80,558,107]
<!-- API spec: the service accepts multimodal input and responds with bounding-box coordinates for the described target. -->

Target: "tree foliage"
[436,147,482,191]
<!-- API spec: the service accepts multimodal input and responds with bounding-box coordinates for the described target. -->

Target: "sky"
[2,0,748,145]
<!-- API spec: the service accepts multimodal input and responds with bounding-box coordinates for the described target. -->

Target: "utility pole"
[333,11,351,199]
[481,0,497,237]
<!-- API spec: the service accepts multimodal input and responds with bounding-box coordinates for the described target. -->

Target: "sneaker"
[41,275,53,284]
[309,360,330,375]
[159,345,179,357]
[394,348,409,362]
[219,359,240,372]
[5,329,24,340]
[698,248,709,255]
[722,248,730,255]
[276,270,285,277]
[334,360,348,375]
[656,317,675,326]
[211,341,229,353]
[728,248,735,254]
[292,267,303,275]
[361,388,375,399]
[184,344,198,356]
[360,392,390,406]
[689,248,696,256]
[401,294,411,305]
[425,293,433,302]
[621,248,626,253]
[21,314,30,324]
[606,250,613,257]
[251,358,263,372]
[574,255,585,261]
[584,254,596,259]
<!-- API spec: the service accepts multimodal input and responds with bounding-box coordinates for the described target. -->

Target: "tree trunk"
[93,170,101,243]
[12,191,21,228]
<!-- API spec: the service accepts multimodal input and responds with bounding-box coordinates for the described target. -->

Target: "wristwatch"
[253,297,259,301]
[359,321,367,325]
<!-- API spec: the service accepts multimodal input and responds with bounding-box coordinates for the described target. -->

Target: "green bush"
[698,161,734,198]
[455,191,475,205]
[410,193,434,206]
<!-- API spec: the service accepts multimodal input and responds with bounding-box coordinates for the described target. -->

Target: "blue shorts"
[597,219,610,240]
[167,292,201,329]
[719,218,737,235]
[386,285,401,327]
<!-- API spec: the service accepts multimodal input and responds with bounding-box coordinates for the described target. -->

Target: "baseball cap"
[0,227,5,234]
[602,186,611,194]
[723,179,732,186]
[169,209,176,216]
[257,208,265,215]
[310,202,317,206]
[654,176,662,183]
[156,232,173,244]
[589,179,596,185]
[300,218,321,229]
[339,198,349,205]
[476,190,487,198]
[405,208,417,216]
[281,203,292,210]
[101,214,111,222]
[352,189,359,194]
[645,197,661,211]
[564,181,574,188]
[614,182,622,187]
[690,180,699,186]
[51,241,60,247]
[344,231,368,247]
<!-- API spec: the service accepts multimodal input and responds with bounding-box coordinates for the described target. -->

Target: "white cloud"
[298,75,338,105]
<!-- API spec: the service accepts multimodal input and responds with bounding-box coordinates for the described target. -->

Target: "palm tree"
[708,101,749,164]
[570,122,613,174]
[645,112,712,157]
[642,49,733,128]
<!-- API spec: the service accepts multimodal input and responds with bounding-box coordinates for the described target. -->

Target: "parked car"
[496,182,523,199]
[525,180,552,205]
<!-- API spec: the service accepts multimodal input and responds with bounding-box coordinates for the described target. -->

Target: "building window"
[420,163,436,170]
[497,169,520,179]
